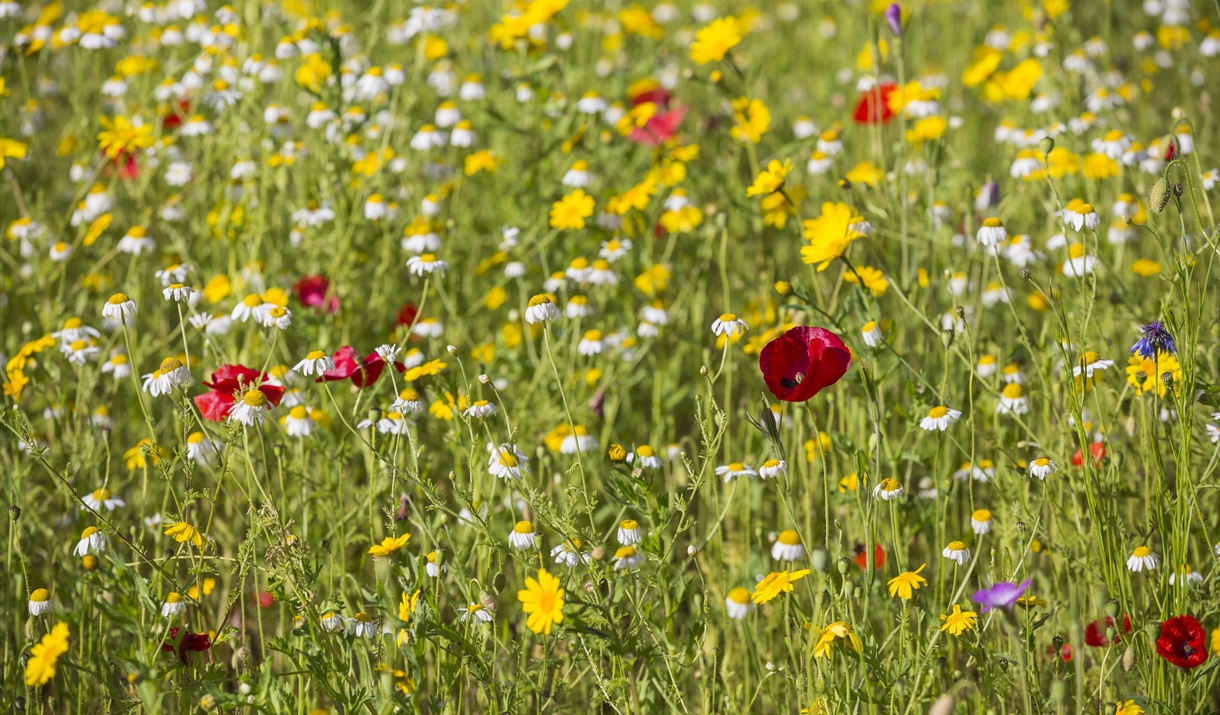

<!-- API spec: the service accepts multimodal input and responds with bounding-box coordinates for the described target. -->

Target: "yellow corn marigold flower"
[97,116,154,160]
[549,189,595,230]
[25,622,70,687]
[368,532,411,558]
[752,569,811,604]
[730,98,770,143]
[518,567,565,635]
[887,563,928,600]
[746,159,793,197]
[164,521,206,548]
[801,202,865,270]
[939,604,978,635]
[812,621,861,658]
[689,16,742,65]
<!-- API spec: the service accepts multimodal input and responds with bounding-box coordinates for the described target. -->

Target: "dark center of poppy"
[779,372,805,389]
[1182,644,1195,655]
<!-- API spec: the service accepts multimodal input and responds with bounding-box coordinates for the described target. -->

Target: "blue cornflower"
[1131,320,1175,360]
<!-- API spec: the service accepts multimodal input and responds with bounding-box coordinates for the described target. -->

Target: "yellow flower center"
[982,217,1003,228]
[719,312,737,322]
[160,357,182,372]
[513,520,534,534]
[972,509,992,522]
[166,592,182,603]
[242,389,268,407]
[1002,383,1024,399]
[1133,545,1151,557]
[108,293,130,304]
[777,529,801,545]
[70,339,88,351]
[30,588,49,602]
[928,406,948,418]
[289,406,308,419]
[81,526,98,539]
[947,541,965,551]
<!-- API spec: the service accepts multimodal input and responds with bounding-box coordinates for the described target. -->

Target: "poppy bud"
[843,579,855,598]
[1105,598,1119,619]
[812,547,830,573]
[479,590,497,612]
[608,444,627,463]
[492,571,506,593]
[432,549,445,566]
[941,330,953,348]
[9,506,19,521]
[367,408,380,423]
[1052,635,1064,650]
[1016,521,1026,532]
[1161,372,1174,390]
[273,443,286,456]
[1150,178,1171,214]
[1039,137,1055,155]
[1122,645,1137,671]
[998,657,1009,672]
[1173,182,1184,197]
[1146,621,1161,640]
[837,557,851,575]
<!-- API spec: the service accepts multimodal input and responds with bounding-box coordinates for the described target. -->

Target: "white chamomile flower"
[1126,545,1159,572]
[919,406,961,431]
[711,313,748,337]
[293,350,335,375]
[771,530,805,561]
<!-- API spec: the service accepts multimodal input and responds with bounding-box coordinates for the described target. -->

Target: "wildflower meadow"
[4,0,1220,712]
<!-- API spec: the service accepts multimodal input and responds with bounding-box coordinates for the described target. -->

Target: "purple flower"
[884,3,903,37]
[1131,320,1176,360]
[972,579,1032,613]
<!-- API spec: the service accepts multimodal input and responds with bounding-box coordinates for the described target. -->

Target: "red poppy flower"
[101,149,140,180]
[1060,643,1073,662]
[161,627,211,661]
[852,82,897,124]
[193,364,285,422]
[1085,614,1132,646]
[1157,614,1208,668]
[1071,442,1106,467]
[255,591,274,608]
[759,326,852,402]
[316,346,405,389]
[853,543,885,571]
[396,302,419,327]
[293,275,339,313]
[628,106,688,146]
[1164,137,1177,161]
[161,98,191,129]
[630,86,672,108]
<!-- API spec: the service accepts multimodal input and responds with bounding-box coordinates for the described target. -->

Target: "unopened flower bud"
[774,281,792,296]
[608,444,627,463]
[1039,137,1055,155]
[941,330,953,348]
[699,365,709,376]
[812,547,830,573]
[368,408,380,423]
[1122,645,1137,671]
[1105,598,1119,619]
[479,590,497,612]
[446,345,458,356]
[1019,267,1031,280]
[9,506,20,521]
[843,579,855,598]
[1150,178,1171,214]
[837,557,850,575]
[591,546,605,560]
[492,571,507,593]
[687,544,697,557]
